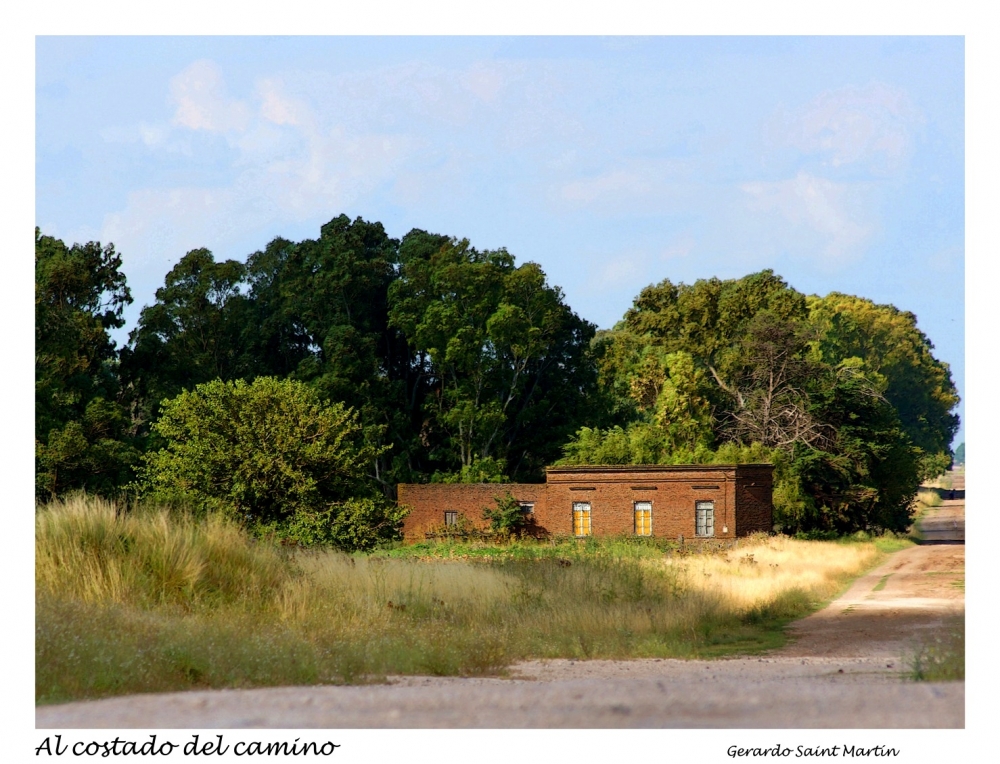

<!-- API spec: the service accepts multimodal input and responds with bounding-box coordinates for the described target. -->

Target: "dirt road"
[36,501,965,729]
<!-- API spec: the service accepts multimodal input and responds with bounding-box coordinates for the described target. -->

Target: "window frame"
[572,501,592,537]
[634,500,652,537]
[695,500,715,537]
[444,511,459,527]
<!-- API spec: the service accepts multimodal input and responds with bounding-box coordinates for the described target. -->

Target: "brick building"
[398,464,774,541]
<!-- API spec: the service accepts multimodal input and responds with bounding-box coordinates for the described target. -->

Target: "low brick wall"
[398,483,546,540]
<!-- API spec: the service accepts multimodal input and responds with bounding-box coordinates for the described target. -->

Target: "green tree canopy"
[35,229,138,498]
[389,233,597,481]
[121,248,250,420]
[243,215,412,492]
[562,270,956,534]
[808,292,959,466]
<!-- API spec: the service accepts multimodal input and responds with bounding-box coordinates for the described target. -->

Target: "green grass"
[872,574,891,592]
[35,495,901,704]
[908,618,965,681]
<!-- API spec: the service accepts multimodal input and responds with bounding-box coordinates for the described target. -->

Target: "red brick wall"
[734,466,774,535]
[398,465,773,541]
[398,483,547,540]
[544,466,738,539]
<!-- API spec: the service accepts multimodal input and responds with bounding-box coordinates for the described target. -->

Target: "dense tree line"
[35,217,959,541]
[560,271,959,533]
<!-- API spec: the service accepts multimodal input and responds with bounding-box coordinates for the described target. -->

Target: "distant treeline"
[35,216,959,537]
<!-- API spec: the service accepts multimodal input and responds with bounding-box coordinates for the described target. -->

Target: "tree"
[243,216,421,493]
[389,234,597,481]
[720,311,827,450]
[569,270,954,535]
[619,270,812,445]
[35,229,138,498]
[121,248,250,421]
[138,377,401,550]
[786,361,921,534]
[808,292,959,476]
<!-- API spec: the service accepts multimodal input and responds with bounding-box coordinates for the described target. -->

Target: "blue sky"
[35,36,965,445]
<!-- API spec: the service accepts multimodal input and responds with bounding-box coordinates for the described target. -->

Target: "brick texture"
[398,483,547,539]
[399,464,773,541]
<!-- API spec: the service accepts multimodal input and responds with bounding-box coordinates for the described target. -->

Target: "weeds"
[908,618,965,681]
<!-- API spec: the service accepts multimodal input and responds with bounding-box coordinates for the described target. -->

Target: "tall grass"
[37,495,892,704]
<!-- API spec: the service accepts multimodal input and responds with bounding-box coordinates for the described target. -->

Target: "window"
[695,501,715,537]
[444,511,458,527]
[634,501,652,536]
[519,502,535,514]
[572,502,592,537]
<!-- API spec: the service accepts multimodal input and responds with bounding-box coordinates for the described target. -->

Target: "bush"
[482,492,531,538]
[138,377,401,550]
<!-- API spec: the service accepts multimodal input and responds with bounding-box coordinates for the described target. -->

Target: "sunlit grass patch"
[664,534,882,614]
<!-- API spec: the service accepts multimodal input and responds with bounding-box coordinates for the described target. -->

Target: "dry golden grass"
[666,536,880,613]
[36,495,899,704]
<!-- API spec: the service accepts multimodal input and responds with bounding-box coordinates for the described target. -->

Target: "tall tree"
[618,270,811,445]
[121,248,249,421]
[389,234,597,481]
[35,229,138,497]
[808,292,960,474]
[243,215,413,492]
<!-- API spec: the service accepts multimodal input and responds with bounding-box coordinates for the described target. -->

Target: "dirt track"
[36,501,965,729]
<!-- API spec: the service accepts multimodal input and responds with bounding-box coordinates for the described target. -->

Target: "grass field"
[36,495,909,704]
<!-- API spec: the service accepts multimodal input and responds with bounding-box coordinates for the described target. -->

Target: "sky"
[35,36,965,445]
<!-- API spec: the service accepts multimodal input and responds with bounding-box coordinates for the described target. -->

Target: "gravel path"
[36,501,965,729]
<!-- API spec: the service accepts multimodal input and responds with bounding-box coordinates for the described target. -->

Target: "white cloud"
[740,171,874,264]
[460,62,515,104]
[170,59,250,133]
[257,78,304,127]
[553,158,700,217]
[768,82,922,172]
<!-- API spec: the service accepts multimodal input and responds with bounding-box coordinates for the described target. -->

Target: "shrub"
[482,492,531,538]
[138,377,400,550]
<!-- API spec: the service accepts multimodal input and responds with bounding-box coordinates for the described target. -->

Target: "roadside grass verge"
[908,617,965,681]
[37,495,899,704]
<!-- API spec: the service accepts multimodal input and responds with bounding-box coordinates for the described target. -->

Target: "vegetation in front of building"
[37,495,902,704]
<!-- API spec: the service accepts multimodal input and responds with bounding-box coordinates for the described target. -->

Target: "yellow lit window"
[634,501,652,536]
[573,502,592,537]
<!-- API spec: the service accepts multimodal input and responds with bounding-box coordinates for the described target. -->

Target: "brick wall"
[734,465,774,535]
[544,466,738,539]
[398,483,547,540]
[398,464,773,541]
